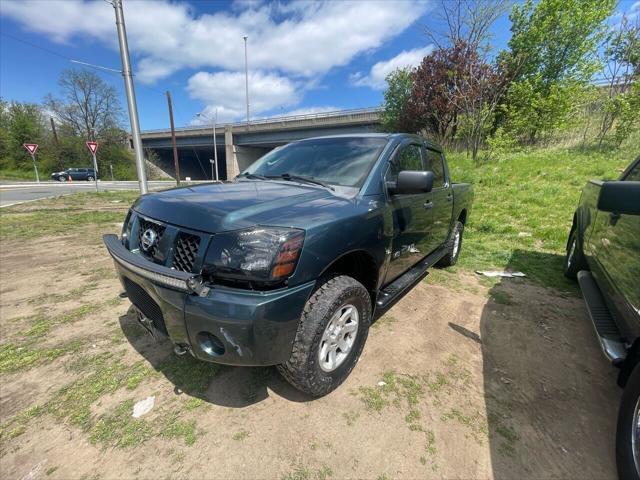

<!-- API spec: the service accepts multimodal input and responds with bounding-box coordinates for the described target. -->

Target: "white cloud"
[187,70,299,122]
[351,45,433,90]
[2,0,430,83]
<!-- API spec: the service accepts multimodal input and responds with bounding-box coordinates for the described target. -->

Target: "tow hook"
[173,344,190,356]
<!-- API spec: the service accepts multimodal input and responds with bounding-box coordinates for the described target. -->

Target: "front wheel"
[617,364,640,480]
[58,176,67,182]
[277,275,371,397]
[87,176,95,182]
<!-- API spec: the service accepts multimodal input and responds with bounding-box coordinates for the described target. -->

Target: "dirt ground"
[0,215,622,479]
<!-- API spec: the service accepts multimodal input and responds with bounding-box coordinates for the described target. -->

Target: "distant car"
[564,156,640,480]
[51,168,97,182]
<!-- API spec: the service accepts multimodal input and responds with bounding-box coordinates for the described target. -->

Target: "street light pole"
[111,0,148,194]
[243,35,250,128]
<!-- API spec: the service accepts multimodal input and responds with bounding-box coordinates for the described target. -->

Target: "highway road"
[0,180,185,207]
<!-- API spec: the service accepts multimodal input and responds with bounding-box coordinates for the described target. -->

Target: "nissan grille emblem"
[140,228,158,252]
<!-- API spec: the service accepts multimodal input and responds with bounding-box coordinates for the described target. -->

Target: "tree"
[380,68,414,132]
[597,14,640,145]
[45,69,122,140]
[447,46,507,161]
[425,0,511,53]
[499,0,616,142]
[405,44,470,142]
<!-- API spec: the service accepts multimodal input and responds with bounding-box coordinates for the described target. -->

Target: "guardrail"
[141,107,382,135]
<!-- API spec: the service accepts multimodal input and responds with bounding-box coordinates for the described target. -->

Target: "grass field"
[446,145,634,291]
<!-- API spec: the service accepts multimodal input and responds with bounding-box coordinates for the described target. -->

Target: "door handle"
[446,194,453,202]
[423,201,434,209]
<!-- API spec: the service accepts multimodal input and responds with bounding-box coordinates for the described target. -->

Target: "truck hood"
[132,180,338,232]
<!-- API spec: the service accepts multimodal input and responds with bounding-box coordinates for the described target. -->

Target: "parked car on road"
[564,156,640,480]
[51,168,97,181]
[104,134,473,396]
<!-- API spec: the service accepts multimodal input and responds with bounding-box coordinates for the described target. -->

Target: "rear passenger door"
[423,148,453,255]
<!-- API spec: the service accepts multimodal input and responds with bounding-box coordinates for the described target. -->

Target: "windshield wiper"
[269,173,335,191]
[237,172,268,180]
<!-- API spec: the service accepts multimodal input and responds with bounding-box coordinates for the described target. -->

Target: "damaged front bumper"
[103,234,315,366]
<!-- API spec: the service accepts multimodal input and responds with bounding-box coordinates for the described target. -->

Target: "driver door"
[383,142,432,284]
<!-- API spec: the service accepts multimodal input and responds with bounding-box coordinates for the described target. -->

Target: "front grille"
[137,218,165,257]
[172,233,201,272]
[123,277,168,335]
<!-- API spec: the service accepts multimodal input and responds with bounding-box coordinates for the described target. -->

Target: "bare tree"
[45,69,122,140]
[425,0,511,53]
[597,14,639,145]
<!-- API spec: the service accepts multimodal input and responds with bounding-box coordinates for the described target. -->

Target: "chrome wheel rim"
[453,230,461,257]
[567,238,576,269]
[318,304,359,373]
[633,395,640,475]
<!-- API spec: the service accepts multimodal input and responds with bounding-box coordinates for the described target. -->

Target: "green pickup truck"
[564,156,640,480]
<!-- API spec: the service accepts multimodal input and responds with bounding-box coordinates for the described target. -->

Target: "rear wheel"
[87,176,95,182]
[563,228,587,279]
[277,275,371,397]
[436,220,464,267]
[617,364,640,480]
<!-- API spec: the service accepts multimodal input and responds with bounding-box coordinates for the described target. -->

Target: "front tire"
[617,364,640,480]
[563,227,587,280]
[58,176,66,182]
[277,275,371,397]
[87,176,95,182]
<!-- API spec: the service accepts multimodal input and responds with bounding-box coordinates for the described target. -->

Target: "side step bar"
[577,270,627,364]
[376,247,446,312]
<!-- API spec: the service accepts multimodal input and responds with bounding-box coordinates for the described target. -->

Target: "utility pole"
[243,35,250,128]
[50,118,59,145]
[212,108,218,181]
[111,0,148,194]
[166,91,181,186]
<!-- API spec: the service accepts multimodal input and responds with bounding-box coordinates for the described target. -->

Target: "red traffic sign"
[86,141,99,155]
[23,143,38,155]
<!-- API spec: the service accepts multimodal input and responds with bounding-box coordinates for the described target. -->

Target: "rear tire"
[563,228,587,280]
[617,364,640,480]
[436,220,464,267]
[87,176,95,182]
[277,275,371,397]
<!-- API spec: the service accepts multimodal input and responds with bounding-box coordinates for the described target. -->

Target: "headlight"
[203,227,305,286]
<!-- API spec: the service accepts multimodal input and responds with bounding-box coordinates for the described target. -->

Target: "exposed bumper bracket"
[103,233,207,295]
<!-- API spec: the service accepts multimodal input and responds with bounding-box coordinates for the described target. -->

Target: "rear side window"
[623,162,640,181]
[387,144,424,183]
[424,149,446,188]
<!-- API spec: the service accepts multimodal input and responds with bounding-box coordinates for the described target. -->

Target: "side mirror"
[597,181,640,216]
[390,170,435,195]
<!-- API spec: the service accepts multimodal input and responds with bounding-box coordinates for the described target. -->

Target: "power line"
[0,31,165,96]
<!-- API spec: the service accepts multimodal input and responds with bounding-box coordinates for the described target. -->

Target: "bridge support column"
[224,126,239,179]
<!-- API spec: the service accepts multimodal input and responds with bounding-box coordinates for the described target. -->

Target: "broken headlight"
[203,227,305,286]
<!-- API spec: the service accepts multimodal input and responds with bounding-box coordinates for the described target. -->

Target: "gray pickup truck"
[104,134,473,396]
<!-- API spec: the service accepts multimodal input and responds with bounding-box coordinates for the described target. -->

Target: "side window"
[424,149,445,188]
[386,144,424,183]
[623,162,640,181]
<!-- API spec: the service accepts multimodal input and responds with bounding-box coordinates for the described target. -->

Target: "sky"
[1,0,638,131]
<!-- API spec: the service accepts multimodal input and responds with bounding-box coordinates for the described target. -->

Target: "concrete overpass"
[139,107,381,180]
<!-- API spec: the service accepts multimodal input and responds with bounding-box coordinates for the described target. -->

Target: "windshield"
[243,137,388,187]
